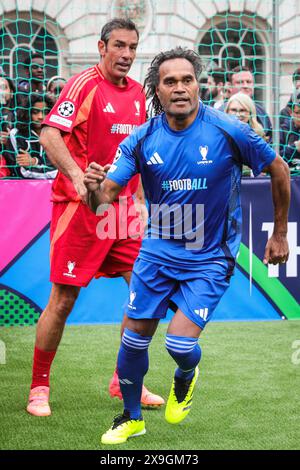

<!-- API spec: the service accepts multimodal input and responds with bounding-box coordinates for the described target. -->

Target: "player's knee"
[125,317,158,337]
[54,298,75,318]
[165,334,201,368]
[49,285,79,318]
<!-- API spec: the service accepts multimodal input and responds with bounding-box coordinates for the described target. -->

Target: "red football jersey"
[43,64,146,202]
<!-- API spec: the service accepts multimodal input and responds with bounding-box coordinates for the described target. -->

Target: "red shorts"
[50,199,142,287]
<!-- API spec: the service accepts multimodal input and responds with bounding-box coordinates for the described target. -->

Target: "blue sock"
[117,328,152,420]
[165,334,201,381]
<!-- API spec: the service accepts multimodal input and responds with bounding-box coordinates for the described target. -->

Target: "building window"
[198,17,267,103]
[0,19,58,82]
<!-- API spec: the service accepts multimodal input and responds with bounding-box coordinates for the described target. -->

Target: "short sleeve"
[106,134,138,188]
[43,75,84,133]
[234,123,276,176]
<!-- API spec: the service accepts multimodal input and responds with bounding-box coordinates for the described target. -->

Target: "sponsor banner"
[238,177,300,319]
[0,180,52,273]
[0,178,299,325]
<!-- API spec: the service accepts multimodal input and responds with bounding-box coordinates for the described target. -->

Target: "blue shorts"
[124,257,231,329]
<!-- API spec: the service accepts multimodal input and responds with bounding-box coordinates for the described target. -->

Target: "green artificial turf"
[0,321,300,450]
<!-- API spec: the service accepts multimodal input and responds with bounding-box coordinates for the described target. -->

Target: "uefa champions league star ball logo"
[58,101,75,117]
[113,147,122,163]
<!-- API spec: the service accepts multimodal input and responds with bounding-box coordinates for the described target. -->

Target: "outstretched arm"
[262,155,290,265]
[84,162,124,213]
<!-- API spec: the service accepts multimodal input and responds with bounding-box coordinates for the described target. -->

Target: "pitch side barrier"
[0,178,299,326]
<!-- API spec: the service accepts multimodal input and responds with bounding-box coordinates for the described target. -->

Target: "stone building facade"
[1,0,300,112]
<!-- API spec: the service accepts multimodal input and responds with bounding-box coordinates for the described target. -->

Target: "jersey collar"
[162,100,203,136]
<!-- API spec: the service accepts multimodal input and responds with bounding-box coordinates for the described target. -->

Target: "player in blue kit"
[84,47,290,444]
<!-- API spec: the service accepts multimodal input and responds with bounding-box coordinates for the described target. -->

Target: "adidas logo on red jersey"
[103,103,115,113]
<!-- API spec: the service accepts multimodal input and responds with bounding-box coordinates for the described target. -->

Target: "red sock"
[31,346,57,389]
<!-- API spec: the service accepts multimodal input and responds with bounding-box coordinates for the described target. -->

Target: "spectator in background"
[199,76,208,102]
[293,67,300,90]
[46,76,67,103]
[223,80,232,101]
[18,53,46,101]
[225,92,266,138]
[0,156,10,177]
[225,92,266,176]
[280,67,300,129]
[0,76,17,177]
[0,76,16,145]
[3,93,57,179]
[280,91,300,174]
[206,67,227,109]
[227,66,273,142]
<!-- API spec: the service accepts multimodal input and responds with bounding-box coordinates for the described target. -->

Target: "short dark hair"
[144,47,202,116]
[292,67,300,83]
[229,65,252,83]
[208,67,226,86]
[24,53,44,67]
[17,93,53,135]
[100,18,139,44]
[287,91,300,109]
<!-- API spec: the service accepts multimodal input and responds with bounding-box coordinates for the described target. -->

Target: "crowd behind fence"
[1,29,300,178]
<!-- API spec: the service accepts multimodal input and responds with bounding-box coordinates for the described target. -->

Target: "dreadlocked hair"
[144,47,203,116]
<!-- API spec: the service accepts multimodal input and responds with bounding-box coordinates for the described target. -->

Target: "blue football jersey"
[107,103,276,273]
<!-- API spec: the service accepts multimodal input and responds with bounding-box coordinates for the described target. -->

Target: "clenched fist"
[83,162,111,193]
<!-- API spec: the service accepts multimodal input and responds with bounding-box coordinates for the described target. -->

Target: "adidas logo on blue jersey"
[147,152,164,165]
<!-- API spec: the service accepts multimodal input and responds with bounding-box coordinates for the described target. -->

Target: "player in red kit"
[26,18,164,417]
